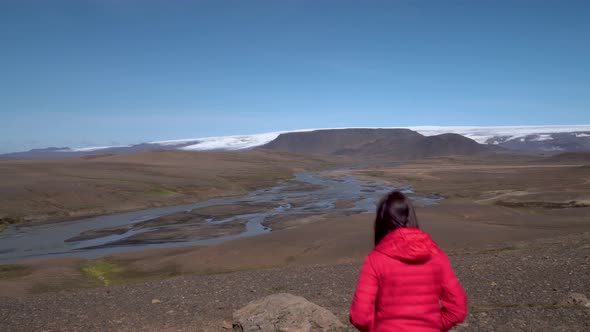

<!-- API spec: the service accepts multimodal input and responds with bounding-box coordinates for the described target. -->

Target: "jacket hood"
[375,228,439,263]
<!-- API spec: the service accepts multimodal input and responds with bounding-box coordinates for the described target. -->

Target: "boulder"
[233,293,345,332]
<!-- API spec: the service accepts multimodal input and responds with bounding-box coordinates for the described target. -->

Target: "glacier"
[46,125,590,153]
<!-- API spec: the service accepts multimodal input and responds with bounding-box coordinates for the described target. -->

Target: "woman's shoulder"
[367,243,449,265]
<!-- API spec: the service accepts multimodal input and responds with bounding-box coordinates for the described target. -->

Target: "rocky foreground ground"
[1,232,589,331]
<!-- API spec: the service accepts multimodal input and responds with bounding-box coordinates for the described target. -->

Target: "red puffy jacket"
[350,228,467,332]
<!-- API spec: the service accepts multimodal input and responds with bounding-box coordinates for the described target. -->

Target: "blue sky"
[1,0,589,153]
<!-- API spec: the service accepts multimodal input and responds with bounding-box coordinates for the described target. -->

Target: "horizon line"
[4,123,590,154]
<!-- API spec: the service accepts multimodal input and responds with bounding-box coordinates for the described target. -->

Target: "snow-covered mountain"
[163,125,590,152]
[171,125,590,153]
[410,125,590,144]
[3,125,590,158]
[411,125,590,152]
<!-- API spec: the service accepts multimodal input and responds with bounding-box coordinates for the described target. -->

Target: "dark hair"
[374,191,419,246]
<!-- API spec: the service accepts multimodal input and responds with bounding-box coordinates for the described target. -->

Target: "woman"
[350,191,467,332]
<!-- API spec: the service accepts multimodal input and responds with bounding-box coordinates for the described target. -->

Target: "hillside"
[542,152,590,164]
[261,129,495,160]
[259,128,422,155]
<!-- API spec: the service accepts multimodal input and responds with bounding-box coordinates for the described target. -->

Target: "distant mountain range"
[2,125,590,159]
[413,125,590,153]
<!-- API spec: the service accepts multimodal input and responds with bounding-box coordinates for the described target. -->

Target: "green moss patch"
[0,216,24,233]
[0,264,30,279]
[483,244,528,253]
[80,259,181,287]
[80,259,125,286]
[146,187,178,197]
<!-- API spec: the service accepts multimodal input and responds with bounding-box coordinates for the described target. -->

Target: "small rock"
[490,281,497,287]
[559,293,590,307]
[222,320,233,329]
[151,299,162,304]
